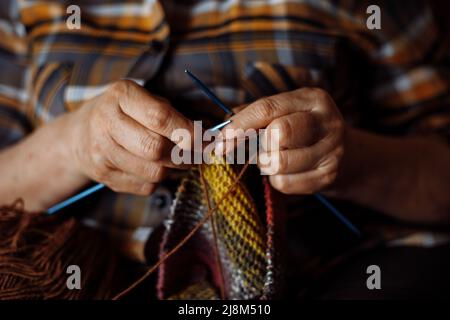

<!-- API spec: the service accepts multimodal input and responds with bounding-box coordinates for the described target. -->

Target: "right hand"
[68,80,194,195]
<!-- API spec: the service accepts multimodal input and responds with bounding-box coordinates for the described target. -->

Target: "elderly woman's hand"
[68,80,194,195]
[223,88,345,195]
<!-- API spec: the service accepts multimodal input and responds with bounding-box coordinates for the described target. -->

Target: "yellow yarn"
[201,156,267,289]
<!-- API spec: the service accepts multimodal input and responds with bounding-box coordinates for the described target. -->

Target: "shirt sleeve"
[345,0,450,144]
[0,0,32,149]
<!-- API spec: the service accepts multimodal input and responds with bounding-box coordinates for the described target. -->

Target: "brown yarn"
[0,199,120,299]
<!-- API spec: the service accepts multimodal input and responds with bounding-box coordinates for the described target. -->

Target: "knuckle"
[141,134,165,160]
[308,87,329,104]
[271,117,292,144]
[147,107,171,131]
[92,162,109,181]
[150,166,166,182]
[152,136,166,159]
[140,134,153,155]
[320,169,338,187]
[115,108,128,122]
[111,79,135,95]
[311,87,328,101]
[257,97,278,119]
[275,151,288,174]
[307,88,331,110]
[108,110,125,132]
[89,142,106,164]
[106,148,125,169]
[296,87,316,98]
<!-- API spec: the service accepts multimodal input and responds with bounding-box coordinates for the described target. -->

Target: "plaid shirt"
[1,0,449,261]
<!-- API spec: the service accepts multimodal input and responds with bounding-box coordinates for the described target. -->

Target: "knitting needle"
[208,119,232,132]
[185,69,361,237]
[47,183,105,215]
[314,193,361,236]
[185,70,233,115]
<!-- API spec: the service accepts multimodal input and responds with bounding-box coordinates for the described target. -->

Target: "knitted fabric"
[157,157,282,300]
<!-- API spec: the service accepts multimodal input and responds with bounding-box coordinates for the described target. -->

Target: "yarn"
[199,164,226,300]
[0,200,120,299]
[155,156,281,300]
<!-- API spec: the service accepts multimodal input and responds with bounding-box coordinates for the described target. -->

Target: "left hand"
[222,88,345,195]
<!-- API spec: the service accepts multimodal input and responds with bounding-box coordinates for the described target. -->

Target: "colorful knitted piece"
[157,157,282,300]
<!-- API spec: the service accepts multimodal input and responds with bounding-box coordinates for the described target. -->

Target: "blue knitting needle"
[314,193,361,236]
[185,69,361,237]
[185,70,233,115]
[47,183,105,215]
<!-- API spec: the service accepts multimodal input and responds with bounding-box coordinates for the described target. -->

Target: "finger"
[104,170,156,196]
[215,128,259,155]
[259,141,342,175]
[105,142,168,183]
[113,80,194,149]
[109,110,179,167]
[268,159,339,195]
[223,89,314,139]
[261,112,319,151]
[231,103,249,114]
